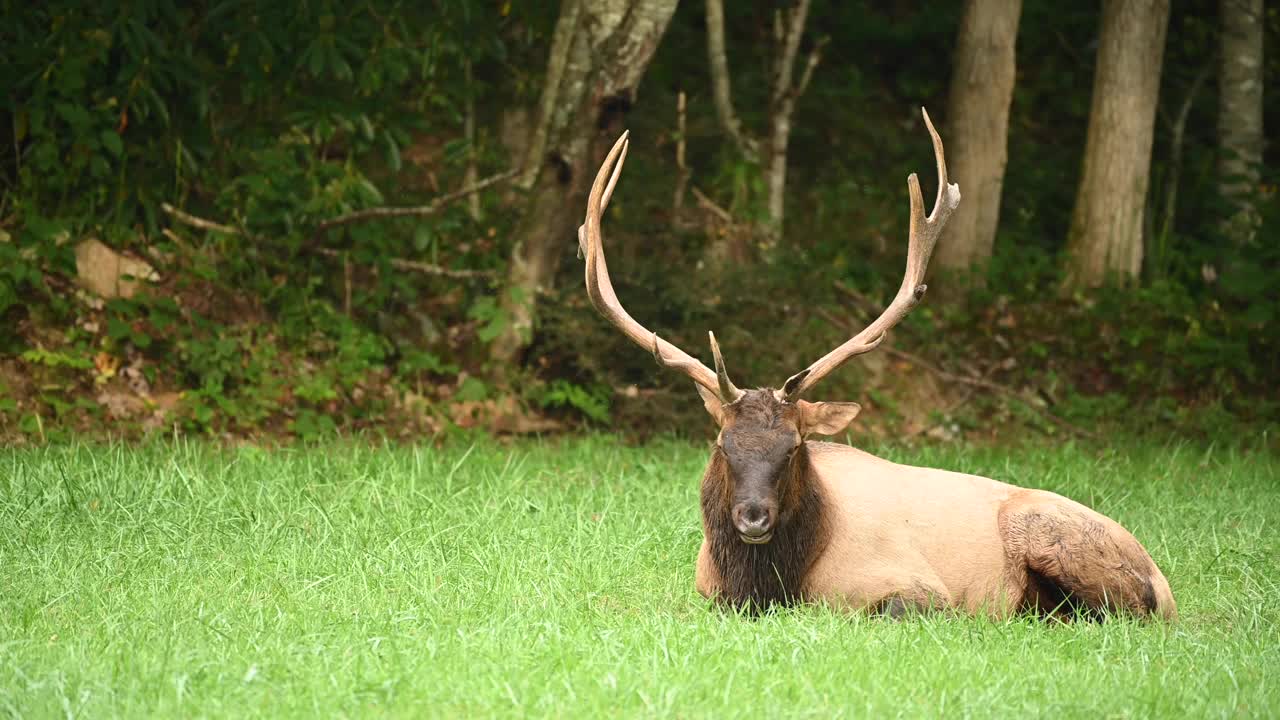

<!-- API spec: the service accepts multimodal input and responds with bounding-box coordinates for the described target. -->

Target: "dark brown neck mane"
[701,443,829,611]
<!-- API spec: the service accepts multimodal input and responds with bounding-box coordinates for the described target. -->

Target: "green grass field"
[2,437,1277,718]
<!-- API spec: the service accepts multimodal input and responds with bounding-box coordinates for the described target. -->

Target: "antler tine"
[708,331,744,402]
[905,107,949,283]
[781,107,961,400]
[576,134,629,260]
[580,132,725,399]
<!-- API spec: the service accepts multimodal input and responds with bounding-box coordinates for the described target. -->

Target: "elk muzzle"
[732,500,778,544]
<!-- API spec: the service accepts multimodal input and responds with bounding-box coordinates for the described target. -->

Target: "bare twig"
[161,204,494,280]
[673,90,691,210]
[813,308,1098,439]
[312,169,517,239]
[793,36,829,100]
[160,203,240,235]
[313,248,495,279]
[692,186,733,224]
[159,228,186,246]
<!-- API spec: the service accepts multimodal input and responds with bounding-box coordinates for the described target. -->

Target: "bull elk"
[577,109,1176,620]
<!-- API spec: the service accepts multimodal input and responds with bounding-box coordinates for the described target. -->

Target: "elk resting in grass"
[578,110,1176,619]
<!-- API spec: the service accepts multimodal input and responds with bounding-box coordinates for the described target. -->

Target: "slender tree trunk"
[704,0,823,255]
[706,0,758,162]
[935,0,1021,282]
[674,91,691,210]
[761,0,817,250]
[489,0,679,369]
[1218,0,1264,245]
[1062,0,1170,289]
[463,59,482,222]
[519,0,583,190]
[1150,62,1212,278]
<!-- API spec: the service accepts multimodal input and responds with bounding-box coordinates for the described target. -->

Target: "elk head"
[578,109,960,548]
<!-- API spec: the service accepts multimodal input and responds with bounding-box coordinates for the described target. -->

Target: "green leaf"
[99,130,123,157]
[412,225,432,252]
[307,45,324,78]
[455,377,488,402]
[107,317,132,341]
[356,178,384,205]
[384,133,402,172]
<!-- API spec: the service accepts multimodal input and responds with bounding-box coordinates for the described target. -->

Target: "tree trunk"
[704,0,822,257]
[935,0,1021,282]
[706,0,758,163]
[488,0,679,369]
[1218,0,1264,245]
[761,0,817,251]
[1062,0,1170,290]
[1150,62,1212,279]
[463,59,482,222]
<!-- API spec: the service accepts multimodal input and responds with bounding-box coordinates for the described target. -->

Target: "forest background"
[1,0,1276,447]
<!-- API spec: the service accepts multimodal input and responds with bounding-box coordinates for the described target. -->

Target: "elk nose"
[744,504,769,527]
[733,503,775,541]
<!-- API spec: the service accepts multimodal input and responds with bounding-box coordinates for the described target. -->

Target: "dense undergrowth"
[2,222,1274,447]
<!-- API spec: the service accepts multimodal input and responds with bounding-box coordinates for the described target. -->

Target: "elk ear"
[797,400,861,437]
[695,384,727,426]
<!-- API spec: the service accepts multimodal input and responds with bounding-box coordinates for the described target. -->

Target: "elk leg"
[875,596,916,619]
[871,578,951,619]
[694,540,722,600]
[999,493,1176,620]
[874,595,937,619]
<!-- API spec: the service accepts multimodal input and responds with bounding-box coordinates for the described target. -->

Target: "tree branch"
[161,200,498,281]
[312,169,517,239]
[160,203,240,235]
[771,0,813,106]
[793,36,829,100]
[692,186,733,224]
[705,0,758,161]
[312,248,494,279]
[521,0,583,188]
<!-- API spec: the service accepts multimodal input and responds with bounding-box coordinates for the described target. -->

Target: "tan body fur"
[696,442,1176,619]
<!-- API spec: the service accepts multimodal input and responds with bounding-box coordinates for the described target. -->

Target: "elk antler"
[580,132,744,404]
[779,108,960,400]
